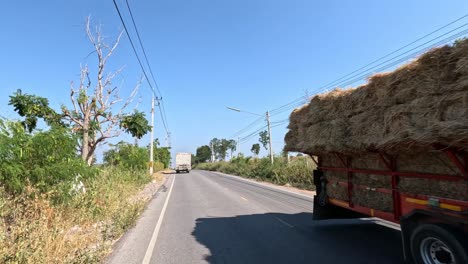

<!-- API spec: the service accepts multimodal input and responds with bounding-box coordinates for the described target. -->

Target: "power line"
[125,0,163,97]
[269,14,468,116]
[316,23,468,93]
[111,0,158,98]
[160,100,170,132]
[317,14,468,93]
[322,28,468,93]
[239,125,268,144]
[230,116,264,138]
[124,0,170,132]
[238,121,286,145]
[271,118,289,125]
[269,27,468,117]
[157,102,169,133]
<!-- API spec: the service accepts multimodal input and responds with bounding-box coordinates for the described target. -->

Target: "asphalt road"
[107,170,404,264]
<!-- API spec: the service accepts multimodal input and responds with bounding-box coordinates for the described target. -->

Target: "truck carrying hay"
[284,39,468,211]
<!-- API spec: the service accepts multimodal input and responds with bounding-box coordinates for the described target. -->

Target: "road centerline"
[274,217,294,228]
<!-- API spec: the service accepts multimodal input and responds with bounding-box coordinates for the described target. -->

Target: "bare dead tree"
[62,17,141,165]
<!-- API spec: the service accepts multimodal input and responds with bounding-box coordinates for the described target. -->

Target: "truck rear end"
[175,152,191,173]
[312,151,468,263]
[284,40,468,263]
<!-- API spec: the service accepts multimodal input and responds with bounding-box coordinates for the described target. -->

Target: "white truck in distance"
[175,152,191,173]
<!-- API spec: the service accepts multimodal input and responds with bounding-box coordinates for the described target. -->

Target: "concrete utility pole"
[266,111,274,164]
[237,137,240,157]
[211,142,214,162]
[149,96,155,175]
[167,132,172,168]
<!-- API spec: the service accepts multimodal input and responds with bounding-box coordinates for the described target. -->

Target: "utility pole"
[266,111,274,164]
[167,132,172,168]
[237,137,240,157]
[149,96,155,175]
[211,142,214,162]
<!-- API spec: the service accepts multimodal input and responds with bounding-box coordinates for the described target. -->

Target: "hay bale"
[285,39,468,154]
[286,39,468,203]
[352,189,393,212]
[397,152,458,175]
[325,170,347,182]
[353,173,391,189]
[326,182,348,201]
[399,178,468,200]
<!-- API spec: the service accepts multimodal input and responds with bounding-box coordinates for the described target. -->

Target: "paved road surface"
[107,170,403,264]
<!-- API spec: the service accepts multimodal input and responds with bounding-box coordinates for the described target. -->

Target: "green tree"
[155,147,171,169]
[209,138,234,161]
[8,90,63,132]
[251,143,260,157]
[259,130,269,150]
[195,145,211,163]
[103,141,147,170]
[209,138,220,160]
[147,139,171,169]
[228,139,237,158]
[218,139,231,160]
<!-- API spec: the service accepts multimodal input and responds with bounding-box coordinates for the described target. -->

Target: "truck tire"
[176,170,179,174]
[410,224,467,264]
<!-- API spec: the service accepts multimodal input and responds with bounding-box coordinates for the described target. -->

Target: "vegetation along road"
[106,170,403,264]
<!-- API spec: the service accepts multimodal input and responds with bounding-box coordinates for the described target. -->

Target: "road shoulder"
[105,173,174,264]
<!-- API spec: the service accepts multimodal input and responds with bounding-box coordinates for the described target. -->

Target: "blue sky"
[1,0,468,160]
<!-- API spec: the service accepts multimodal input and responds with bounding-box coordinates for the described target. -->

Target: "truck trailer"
[312,150,468,263]
[175,152,191,173]
[284,40,468,263]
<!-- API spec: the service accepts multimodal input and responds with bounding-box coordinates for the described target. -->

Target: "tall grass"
[196,156,316,190]
[0,167,154,263]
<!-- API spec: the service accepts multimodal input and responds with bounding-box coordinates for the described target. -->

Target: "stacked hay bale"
[285,39,468,212]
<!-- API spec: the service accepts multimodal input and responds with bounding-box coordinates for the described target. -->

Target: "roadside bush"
[103,142,147,170]
[0,120,95,199]
[196,156,316,190]
[153,161,165,172]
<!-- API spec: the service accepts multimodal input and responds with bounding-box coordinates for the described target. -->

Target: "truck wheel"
[176,170,179,174]
[410,224,467,264]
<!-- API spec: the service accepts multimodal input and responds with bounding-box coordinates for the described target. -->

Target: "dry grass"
[0,167,165,263]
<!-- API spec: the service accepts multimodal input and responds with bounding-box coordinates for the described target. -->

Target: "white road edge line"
[142,175,176,264]
[274,217,294,228]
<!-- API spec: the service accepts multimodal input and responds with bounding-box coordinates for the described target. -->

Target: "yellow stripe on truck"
[405,198,462,212]
[405,198,428,205]
[440,203,462,212]
[329,198,349,208]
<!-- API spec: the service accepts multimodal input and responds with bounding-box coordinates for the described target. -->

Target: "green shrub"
[153,161,165,172]
[103,142,148,170]
[0,120,95,198]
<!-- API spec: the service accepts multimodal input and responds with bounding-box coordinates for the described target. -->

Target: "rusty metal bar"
[444,149,468,179]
